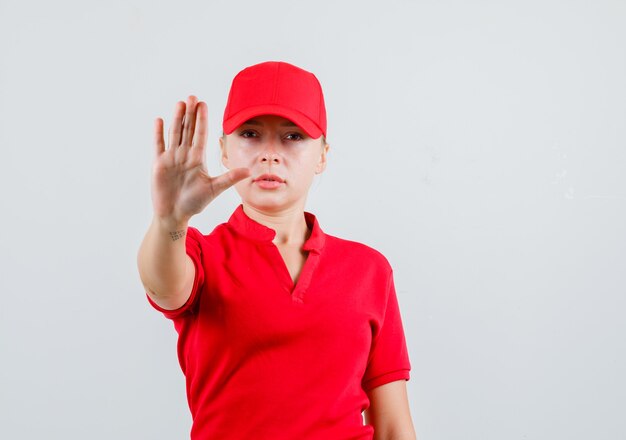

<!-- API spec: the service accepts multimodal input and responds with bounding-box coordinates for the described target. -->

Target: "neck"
[242,203,311,246]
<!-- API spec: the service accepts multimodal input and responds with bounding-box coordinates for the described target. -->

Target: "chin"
[240,194,304,214]
[246,200,288,213]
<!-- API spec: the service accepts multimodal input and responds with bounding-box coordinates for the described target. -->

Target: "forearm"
[137,216,189,299]
[375,432,417,440]
[391,433,417,440]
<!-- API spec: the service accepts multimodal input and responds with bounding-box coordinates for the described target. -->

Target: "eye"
[285,132,304,141]
[239,130,258,138]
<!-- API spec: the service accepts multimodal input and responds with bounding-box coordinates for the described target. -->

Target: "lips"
[253,173,285,190]
[253,173,285,183]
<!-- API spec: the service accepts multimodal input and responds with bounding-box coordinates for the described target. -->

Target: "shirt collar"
[226,204,326,252]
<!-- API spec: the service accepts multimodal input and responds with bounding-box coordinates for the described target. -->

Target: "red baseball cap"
[222,61,327,139]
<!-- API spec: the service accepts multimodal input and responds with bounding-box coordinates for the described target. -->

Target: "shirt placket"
[266,243,321,305]
[291,249,321,304]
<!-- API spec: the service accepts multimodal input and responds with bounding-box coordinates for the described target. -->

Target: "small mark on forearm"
[169,230,186,241]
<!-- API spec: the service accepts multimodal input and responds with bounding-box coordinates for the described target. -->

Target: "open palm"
[151,96,250,225]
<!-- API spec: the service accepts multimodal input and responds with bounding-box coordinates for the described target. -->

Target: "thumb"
[211,167,251,194]
[226,167,252,184]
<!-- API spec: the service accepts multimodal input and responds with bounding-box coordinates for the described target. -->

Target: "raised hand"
[151,95,250,226]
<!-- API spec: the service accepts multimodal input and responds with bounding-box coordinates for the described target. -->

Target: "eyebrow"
[243,118,298,127]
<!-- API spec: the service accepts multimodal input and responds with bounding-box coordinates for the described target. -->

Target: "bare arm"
[364,380,417,440]
[137,95,250,311]
[137,216,195,310]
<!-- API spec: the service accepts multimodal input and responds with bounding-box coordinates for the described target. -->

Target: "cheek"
[229,149,256,167]
[232,178,251,197]
[304,151,324,171]
[291,155,321,184]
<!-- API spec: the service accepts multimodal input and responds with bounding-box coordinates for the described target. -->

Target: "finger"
[169,101,185,149]
[154,117,165,156]
[181,95,198,147]
[191,102,208,149]
[211,167,251,196]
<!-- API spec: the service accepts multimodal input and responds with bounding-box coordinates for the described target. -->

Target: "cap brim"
[223,104,323,139]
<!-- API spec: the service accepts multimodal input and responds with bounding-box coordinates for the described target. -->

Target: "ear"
[315,142,330,174]
[219,136,229,169]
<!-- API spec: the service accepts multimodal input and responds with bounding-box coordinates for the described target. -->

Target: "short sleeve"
[361,270,411,392]
[145,226,205,320]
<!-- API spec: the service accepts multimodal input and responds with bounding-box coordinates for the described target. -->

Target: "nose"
[260,139,280,164]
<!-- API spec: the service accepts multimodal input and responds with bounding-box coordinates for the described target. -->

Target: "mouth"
[253,174,285,183]
[253,173,285,190]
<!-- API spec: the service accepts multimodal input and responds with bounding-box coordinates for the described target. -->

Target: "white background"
[1,0,625,439]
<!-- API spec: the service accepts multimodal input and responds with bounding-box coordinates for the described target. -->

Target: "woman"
[137,61,416,440]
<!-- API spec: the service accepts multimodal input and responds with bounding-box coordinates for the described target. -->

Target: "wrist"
[152,215,189,234]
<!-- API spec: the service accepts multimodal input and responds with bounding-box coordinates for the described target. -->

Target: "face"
[219,114,329,213]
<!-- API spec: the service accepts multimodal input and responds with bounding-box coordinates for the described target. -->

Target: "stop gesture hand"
[151,95,250,227]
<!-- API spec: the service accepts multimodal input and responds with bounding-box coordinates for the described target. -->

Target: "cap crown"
[222,61,327,138]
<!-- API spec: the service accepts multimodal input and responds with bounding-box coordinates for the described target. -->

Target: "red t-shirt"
[147,204,411,439]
